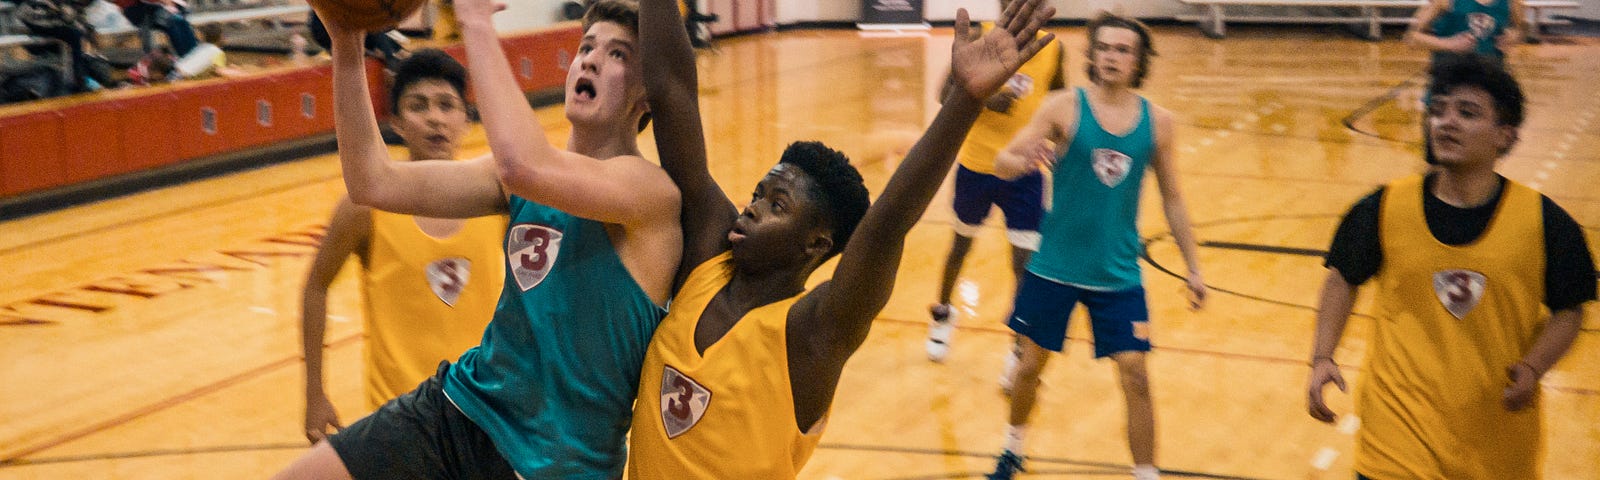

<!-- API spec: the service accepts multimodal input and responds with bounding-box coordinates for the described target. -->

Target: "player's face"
[1090,26,1140,88]
[729,164,832,273]
[391,79,469,161]
[1427,85,1516,167]
[566,21,647,130]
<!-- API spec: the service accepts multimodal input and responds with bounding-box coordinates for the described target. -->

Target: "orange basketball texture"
[309,0,428,31]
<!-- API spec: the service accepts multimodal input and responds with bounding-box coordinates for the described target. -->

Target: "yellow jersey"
[1357,175,1547,479]
[629,253,825,479]
[361,210,504,409]
[957,23,1062,175]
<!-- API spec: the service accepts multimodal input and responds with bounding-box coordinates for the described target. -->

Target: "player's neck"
[727,263,810,309]
[1088,83,1139,107]
[568,124,639,160]
[1431,165,1501,208]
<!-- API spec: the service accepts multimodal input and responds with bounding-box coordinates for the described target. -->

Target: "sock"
[1004,424,1027,453]
[1133,464,1159,480]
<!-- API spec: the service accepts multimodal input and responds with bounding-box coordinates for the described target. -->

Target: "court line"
[818,443,1272,480]
[879,317,1316,368]
[0,173,343,257]
[875,316,1600,396]
[0,332,361,463]
[0,442,306,468]
[1140,214,1598,328]
[1338,72,1600,165]
[1202,241,1327,257]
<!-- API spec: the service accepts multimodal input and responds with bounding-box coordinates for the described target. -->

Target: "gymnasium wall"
[496,0,581,32]
[773,0,1197,23]
[0,24,582,200]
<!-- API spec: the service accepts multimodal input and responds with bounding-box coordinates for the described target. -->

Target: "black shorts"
[327,361,517,480]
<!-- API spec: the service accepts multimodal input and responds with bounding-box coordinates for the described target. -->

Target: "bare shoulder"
[614,156,684,225]
[1149,103,1178,136]
[1038,89,1080,126]
[1042,88,1078,111]
[618,154,684,205]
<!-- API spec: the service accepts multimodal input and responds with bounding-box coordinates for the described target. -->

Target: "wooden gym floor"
[1,24,1597,479]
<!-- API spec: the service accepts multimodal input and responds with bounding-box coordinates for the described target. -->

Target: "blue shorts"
[1007,271,1151,357]
[952,164,1044,237]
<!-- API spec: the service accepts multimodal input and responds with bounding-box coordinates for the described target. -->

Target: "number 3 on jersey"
[509,224,564,291]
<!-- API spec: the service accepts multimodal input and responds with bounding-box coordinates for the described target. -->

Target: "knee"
[1113,355,1150,396]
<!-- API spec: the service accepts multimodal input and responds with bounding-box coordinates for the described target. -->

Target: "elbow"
[493,156,538,193]
[345,185,383,209]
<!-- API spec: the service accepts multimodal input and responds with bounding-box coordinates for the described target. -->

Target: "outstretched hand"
[453,0,508,26]
[950,0,1056,101]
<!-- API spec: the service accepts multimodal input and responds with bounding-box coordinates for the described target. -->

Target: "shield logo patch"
[1433,270,1487,320]
[507,224,563,292]
[660,365,711,439]
[1468,13,1496,39]
[1092,148,1132,187]
[1005,73,1035,98]
[425,257,470,306]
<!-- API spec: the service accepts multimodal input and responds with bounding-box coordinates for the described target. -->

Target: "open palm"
[950,0,1056,101]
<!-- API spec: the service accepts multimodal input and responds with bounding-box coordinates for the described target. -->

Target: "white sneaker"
[1132,464,1160,480]
[926,304,956,362]
[998,340,1021,395]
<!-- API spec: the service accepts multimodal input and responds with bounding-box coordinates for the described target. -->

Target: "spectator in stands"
[307,10,402,66]
[116,0,199,57]
[15,0,112,91]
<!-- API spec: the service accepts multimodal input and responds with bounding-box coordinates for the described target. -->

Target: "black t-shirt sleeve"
[1542,196,1598,311]
[1325,188,1385,286]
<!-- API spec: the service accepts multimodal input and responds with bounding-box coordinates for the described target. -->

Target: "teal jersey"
[443,195,665,479]
[1432,0,1511,61]
[1028,87,1154,291]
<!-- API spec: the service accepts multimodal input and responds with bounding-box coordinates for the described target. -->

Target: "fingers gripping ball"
[311,0,427,31]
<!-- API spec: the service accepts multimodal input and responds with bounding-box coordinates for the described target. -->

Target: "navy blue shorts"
[1007,272,1151,357]
[952,164,1044,234]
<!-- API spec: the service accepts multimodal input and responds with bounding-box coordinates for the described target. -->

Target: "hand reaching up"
[949,0,1056,101]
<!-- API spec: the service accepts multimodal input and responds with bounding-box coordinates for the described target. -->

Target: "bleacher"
[1176,0,1581,39]
[0,0,308,80]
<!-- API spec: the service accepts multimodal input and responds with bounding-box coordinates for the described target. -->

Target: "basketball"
[308,0,428,31]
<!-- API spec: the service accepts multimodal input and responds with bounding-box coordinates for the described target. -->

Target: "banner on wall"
[858,0,929,30]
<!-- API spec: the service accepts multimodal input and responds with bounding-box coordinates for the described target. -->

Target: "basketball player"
[982,13,1206,480]
[925,0,1065,367]
[1307,54,1593,480]
[1408,0,1524,66]
[1408,0,1523,164]
[300,49,504,444]
[274,0,681,478]
[626,0,1056,477]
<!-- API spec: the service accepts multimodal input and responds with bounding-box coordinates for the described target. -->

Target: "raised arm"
[641,0,737,286]
[300,197,370,443]
[993,90,1074,180]
[323,23,504,218]
[1406,0,1474,53]
[800,0,1057,353]
[1149,107,1206,309]
[453,0,678,227]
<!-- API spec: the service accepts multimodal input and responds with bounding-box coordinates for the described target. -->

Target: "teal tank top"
[1431,0,1510,62]
[1028,87,1154,291]
[443,195,665,479]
